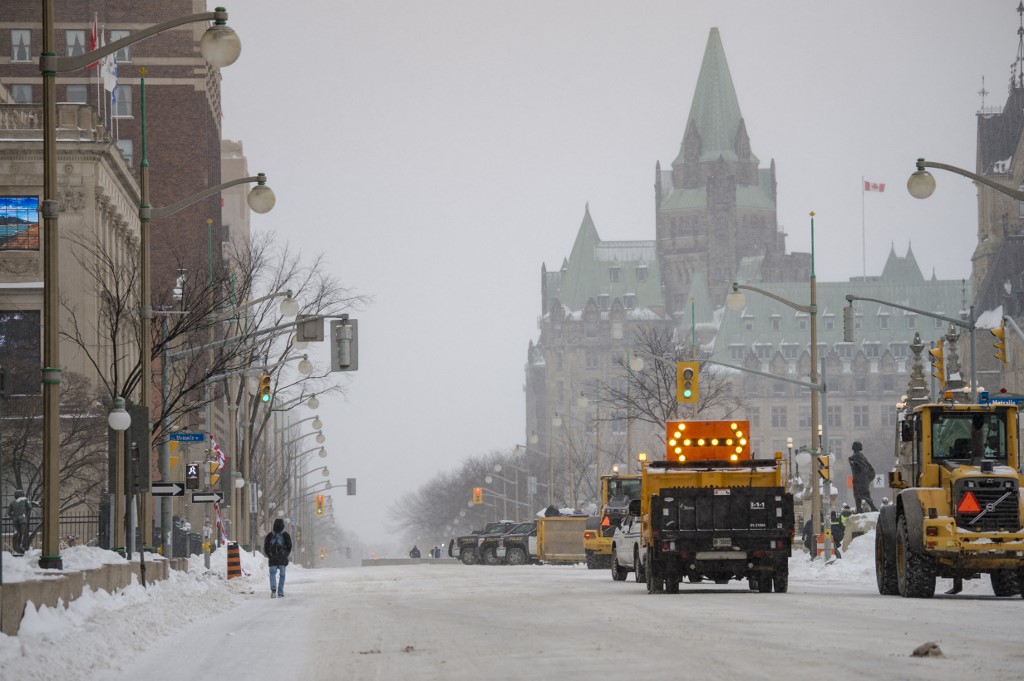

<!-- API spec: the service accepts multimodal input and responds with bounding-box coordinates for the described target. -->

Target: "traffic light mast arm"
[846,293,977,401]
[1004,315,1024,343]
[169,316,337,364]
[637,350,824,393]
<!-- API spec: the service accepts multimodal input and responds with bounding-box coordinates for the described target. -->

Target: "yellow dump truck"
[614,420,794,593]
[537,515,587,564]
[583,472,642,569]
[875,399,1024,598]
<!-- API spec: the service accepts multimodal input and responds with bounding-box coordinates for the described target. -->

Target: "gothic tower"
[655,28,783,312]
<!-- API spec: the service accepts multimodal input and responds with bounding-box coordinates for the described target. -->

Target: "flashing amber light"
[697,438,706,446]
[683,439,692,446]
[957,491,982,514]
[674,447,682,455]
[638,452,647,462]
[730,454,739,461]
[735,431,744,438]
[739,438,747,446]
[678,454,686,462]
[710,438,719,446]
[730,422,737,430]
[735,446,743,454]
[726,439,733,445]
[669,438,678,447]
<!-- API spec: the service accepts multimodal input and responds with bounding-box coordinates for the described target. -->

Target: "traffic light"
[258,372,273,403]
[929,340,945,389]
[676,361,699,403]
[817,454,830,481]
[472,487,483,505]
[992,321,1007,365]
[330,316,359,372]
[315,494,325,515]
[843,305,855,343]
[319,547,326,561]
[346,477,356,496]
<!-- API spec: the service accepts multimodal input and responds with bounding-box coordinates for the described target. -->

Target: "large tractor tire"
[875,526,899,595]
[896,515,935,598]
[990,569,1020,597]
[611,547,629,581]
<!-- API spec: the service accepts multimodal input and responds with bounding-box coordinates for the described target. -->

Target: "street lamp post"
[37,3,241,569]
[107,398,131,554]
[725,211,821,539]
[550,413,562,507]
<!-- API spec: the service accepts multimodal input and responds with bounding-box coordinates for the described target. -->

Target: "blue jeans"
[269,564,287,595]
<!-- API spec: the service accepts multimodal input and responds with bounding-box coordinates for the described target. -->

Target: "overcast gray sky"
[220,1,1014,548]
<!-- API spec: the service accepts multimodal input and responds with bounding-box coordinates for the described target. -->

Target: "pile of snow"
[0,545,291,681]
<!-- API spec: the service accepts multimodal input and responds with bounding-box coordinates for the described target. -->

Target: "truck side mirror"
[900,420,913,443]
[627,498,642,516]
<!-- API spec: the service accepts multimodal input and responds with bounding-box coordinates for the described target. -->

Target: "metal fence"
[1,510,100,553]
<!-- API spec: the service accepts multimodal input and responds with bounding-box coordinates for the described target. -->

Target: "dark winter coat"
[7,494,36,525]
[849,451,875,489]
[263,518,292,566]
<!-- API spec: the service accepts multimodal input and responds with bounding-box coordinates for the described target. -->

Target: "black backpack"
[268,532,286,560]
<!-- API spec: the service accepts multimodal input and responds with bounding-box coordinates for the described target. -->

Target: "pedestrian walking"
[849,442,878,512]
[263,518,292,598]
[801,518,815,559]
[6,488,40,555]
[829,511,843,559]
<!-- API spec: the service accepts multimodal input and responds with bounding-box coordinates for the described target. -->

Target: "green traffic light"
[261,393,271,403]
[683,389,692,398]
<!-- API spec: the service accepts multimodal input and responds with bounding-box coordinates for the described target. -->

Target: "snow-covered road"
[3,534,1023,681]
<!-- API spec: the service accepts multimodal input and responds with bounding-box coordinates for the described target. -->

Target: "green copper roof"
[661,168,776,212]
[673,28,754,165]
[880,243,924,282]
[549,205,663,313]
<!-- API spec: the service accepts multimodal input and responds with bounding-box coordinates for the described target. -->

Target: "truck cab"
[583,473,641,569]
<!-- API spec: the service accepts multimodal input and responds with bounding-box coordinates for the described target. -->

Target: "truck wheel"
[481,547,502,566]
[666,576,680,594]
[460,547,478,566]
[506,547,527,566]
[645,548,664,594]
[585,549,601,570]
[758,575,773,593]
[773,564,789,593]
[634,547,646,583]
[875,526,899,595]
[748,576,759,591]
[611,547,629,581]
[990,569,1020,597]
[896,515,935,598]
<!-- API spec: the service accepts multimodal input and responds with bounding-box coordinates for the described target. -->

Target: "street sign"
[192,492,224,504]
[151,482,185,497]
[170,432,205,443]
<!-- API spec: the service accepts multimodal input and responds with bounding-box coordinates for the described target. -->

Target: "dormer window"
[878,311,889,330]
[906,313,917,329]
[597,294,609,310]
[623,294,636,309]
[609,265,620,283]
[636,264,648,282]
[824,313,835,331]
[743,314,754,332]
[770,314,781,332]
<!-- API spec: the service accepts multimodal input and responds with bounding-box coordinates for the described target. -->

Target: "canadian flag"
[864,181,885,192]
[88,15,99,69]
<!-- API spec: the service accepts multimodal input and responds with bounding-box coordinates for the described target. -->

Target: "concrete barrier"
[0,558,174,637]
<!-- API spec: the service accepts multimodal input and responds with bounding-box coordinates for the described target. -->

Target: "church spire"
[674,28,755,166]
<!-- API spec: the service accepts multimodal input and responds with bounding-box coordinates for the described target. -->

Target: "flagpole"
[861,176,866,278]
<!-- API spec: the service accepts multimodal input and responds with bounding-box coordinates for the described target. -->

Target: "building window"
[889,343,907,358]
[934,317,943,329]
[110,29,131,62]
[10,84,32,104]
[771,406,787,428]
[611,320,623,340]
[798,315,808,331]
[0,310,42,394]
[771,315,781,332]
[880,406,897,428]
[65,84,87,103]
[827,437,843,456]
[11,29,31,62]
[755,344,772,360]
[864,343,880,359]
[729,345,745,361]
[907,314,917,329]
[879,314,889,330]
[836,343,853,359]
[597,294,609,310]
[827,405,842,428]
[636,264,648,282]
[585,350,599,369]
[112,85,132,117]
[115,139,133,166]
[66,29,86,56]
[743,314,754,332]
[609,266,620,283]
[798,405,811,428]
[882,373,894,393]
[0,196,41,251]
[781,344,799,360]
[623,294,635,309]
[746,407,760,428]
[853,405,869,428]
[824,314,835,331]
[772,381,786,396]
[855,376,867,393]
